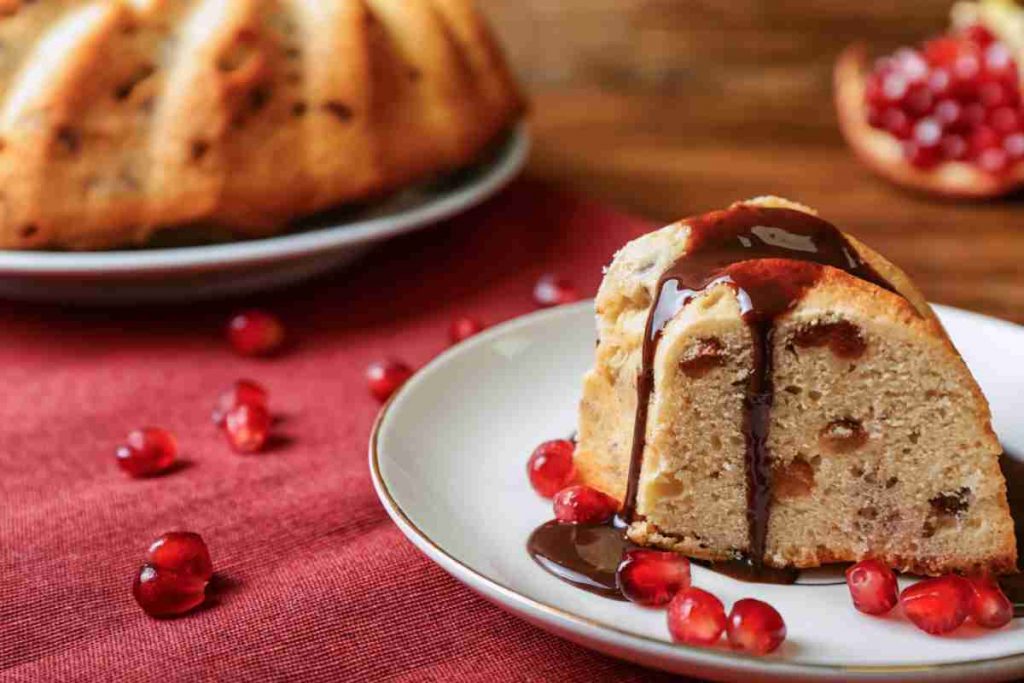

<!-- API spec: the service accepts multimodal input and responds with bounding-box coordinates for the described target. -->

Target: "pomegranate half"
[835,0,1024,197]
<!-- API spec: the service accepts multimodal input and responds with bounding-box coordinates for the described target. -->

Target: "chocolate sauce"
[698,559,799,584]
[622,206,899,578]
[526,518,634,600]
[998,451,1024,616]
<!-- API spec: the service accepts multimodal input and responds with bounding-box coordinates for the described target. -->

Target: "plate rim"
[369,300,1024,682]
[0,122,529,276]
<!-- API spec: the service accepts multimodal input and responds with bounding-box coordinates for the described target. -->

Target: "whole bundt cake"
[0,0,522,250]
[575,197,1017,577]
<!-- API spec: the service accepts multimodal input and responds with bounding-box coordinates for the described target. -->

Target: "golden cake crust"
[0,0,523,250]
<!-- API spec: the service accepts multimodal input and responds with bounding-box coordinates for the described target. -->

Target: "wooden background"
[482,1,1024,323]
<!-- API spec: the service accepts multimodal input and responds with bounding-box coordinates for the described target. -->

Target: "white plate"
[370,301,1024,682]
[0,123,528,305]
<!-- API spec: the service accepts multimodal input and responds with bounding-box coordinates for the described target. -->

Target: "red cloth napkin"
[0,180,688,681]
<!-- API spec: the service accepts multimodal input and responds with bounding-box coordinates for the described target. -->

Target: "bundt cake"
[575,197,1017,577]
[0,0,522,250]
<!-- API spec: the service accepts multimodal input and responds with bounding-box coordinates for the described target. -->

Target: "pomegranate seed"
[979,81,1010,108]
[882,72,909,102]
[970,126,1000,155]
[616,549,691,607]
[941,134,969,160]
[904,141,942,168]
[366,360,413,402]
[927,69,951,97]
[934,99,962,127]
[924,37,962,67]
[881,108,912,139]
[726,599,787,655]
[146,532,213,581]
[963,103,988,127]
[223,402,271,454]
[913,117,942,147]
[526,439,575,497]
[115,427,177,478]
[552,485,618,524]
[845,559,899,615]
[668,587,727,646]
[533,274,579,308]
[985,43,1014,77]
[227,310,284,357]
[964,25,997,47]
[866,104,885,128]
[899,575,973,635]
[967,576,1013,629]
[990,107,1021,134]
[133,564,207,618]
[978,147,1010,174]
[449,316,485,344]
[865,74,885,107]
[953,53,982,82]
[1004,133,1024,159]
[904,85,933,116]
[894,48,928,82]
[212,379,268,426]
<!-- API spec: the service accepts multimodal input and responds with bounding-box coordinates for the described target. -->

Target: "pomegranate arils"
[449,316,485,344]
[526,439,576,497]
[115,427,177,478]
[899,575,973,635]
[366,359,414,402]
[616,549,691,607]
[667,587,727,646]
[905,85,933,116]
[882,108,912,139]
[147,532,213,582]
[964,24,997,47]
[133,564,207,618]
[924,37,962,67]
[845,559,899,615]
[227,310,284,357]
[866,25,1024,175]
[991,106,1022,134]
[727,599,787,655]
[963,102,988,127]
[967,576,1013,629]
[985,42,1014,77]
[212,379,268,426]
[978,147,1010,173]
[934,99,961,126]
[533,274,579,308]
[928,69,951,97]
[1005,132,1024,158]
[552,485,618,525]
[941,134,968,160]
[223,402,271,454]
[904,141,941,169]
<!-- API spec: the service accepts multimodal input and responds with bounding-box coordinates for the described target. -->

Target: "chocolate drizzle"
[621,205,899,577]
[526,517,634,600]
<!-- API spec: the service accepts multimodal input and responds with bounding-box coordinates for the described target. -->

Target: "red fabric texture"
[0,181,688,681]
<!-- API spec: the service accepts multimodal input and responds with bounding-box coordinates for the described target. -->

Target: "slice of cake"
[575,197,1016,576]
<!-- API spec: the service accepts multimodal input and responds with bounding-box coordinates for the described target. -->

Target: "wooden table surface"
[484,0,1024,323]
